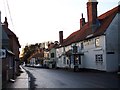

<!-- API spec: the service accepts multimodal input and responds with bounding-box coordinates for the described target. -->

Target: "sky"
[0,0,120,54]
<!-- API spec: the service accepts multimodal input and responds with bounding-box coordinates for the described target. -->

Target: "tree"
[21,41,54,64]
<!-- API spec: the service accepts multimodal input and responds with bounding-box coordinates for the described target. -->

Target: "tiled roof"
[48,44,55,50]
[61,5,119,47]
[48,43,59,50]
[2,25,21,48]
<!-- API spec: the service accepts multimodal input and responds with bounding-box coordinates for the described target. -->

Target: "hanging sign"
[0,49,6,58]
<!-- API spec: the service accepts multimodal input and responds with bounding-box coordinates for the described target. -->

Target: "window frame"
[51,53,54,58]
[95,54,103,64]
[95,38,100,47]
[81,42,84,50]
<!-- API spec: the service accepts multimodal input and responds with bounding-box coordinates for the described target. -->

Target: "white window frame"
[95,38,100,47]
[95,54,103,64]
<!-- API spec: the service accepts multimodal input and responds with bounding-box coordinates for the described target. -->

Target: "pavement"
[5,65,29,89]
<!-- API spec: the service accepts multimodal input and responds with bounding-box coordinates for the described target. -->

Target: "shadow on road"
[26,70,38,90]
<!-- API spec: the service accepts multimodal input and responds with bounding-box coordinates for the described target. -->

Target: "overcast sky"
[0,0,120,53]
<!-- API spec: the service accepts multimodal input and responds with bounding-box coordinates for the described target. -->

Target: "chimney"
[4,17,8,28]
[80,13,86,28]
[59,31,63,44]
[87,0,98,25]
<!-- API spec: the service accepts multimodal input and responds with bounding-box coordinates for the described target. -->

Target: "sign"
[0,49,6,58]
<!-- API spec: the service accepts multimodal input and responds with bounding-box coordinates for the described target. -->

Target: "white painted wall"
[64,45,71,67]
[57,56,66,68]
[57,58,62,67]
[82,36,106,71]
[105,13,119,72]
[56,47,66,68]
[65,45,71,52]
[56,35,107,71]
[76,42,81,53]
[57,46,72,68]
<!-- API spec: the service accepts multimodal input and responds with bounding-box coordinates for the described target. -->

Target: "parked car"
[34,64,42,68]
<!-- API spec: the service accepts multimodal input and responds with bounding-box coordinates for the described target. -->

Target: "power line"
[3,0,7,17]
[3,0,15,32]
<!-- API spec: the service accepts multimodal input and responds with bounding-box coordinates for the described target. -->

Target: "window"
[81,42,84,50]
[63,56,66,64]
[95,54,103,64]
[51,53,54,58]
[79,56,81,65]
[95,38,100,47]
[67,59,69,64]
[73,46,77,53]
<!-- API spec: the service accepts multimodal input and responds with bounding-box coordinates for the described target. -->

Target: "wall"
[12,37,19,59]
[65,45,71,52]
[2,58,8,88]
[50,48,57,68]
[105,13,120,72]
[50,48,56,61]
[56,47,66,68]
[8,35,20,77]
[118,12,120,67]
[0,12,2,90]
[82,36,106,71]
[65,45,71,67]
[2,52,14,88]
[56,35,107,71]
[118,12,120,69]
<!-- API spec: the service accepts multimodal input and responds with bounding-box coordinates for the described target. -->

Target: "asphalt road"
[24,67,120,89]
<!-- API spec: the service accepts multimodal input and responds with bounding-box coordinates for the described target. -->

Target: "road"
[24,66,119,88]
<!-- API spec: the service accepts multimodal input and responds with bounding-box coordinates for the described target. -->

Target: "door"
[74,55,81,65]
[74,55,80,71]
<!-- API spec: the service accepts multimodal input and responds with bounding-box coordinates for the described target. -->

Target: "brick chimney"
[80,13,86,28]
[87,0,98,25]
[59,31,63,44]
[4,17,8,28]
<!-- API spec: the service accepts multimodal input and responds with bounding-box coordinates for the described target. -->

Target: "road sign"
[0,49,6,58]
